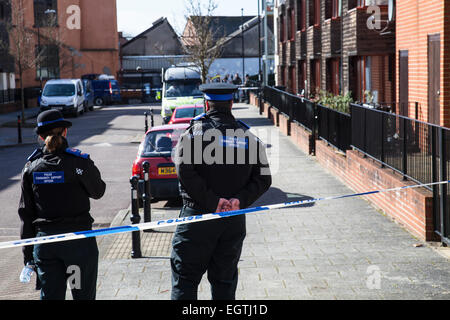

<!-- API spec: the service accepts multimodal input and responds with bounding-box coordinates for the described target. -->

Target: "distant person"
[232,74,242,101]
[232,73,242,86]
[18,110,106,300]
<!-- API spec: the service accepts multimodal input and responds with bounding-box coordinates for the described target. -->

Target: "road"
[0,103,163,299]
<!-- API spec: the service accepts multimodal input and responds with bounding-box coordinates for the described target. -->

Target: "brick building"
[275,0,395,105]
[396,0,450,126]
[9,0,119,89]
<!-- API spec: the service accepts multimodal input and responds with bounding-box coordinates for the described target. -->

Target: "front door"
[428,34,440,125]
[399,50,409,116]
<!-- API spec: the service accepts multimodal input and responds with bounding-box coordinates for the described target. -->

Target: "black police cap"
[200,83,238,101]
[35,110,72,135]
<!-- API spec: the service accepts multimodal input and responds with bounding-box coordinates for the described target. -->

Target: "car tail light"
[109,82,113,95]
[132,161,143,178]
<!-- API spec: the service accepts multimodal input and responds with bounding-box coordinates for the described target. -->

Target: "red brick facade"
[396,0,450,127]
[276,0,395,104]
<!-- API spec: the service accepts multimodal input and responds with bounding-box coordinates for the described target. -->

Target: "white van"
[40,79,85,117]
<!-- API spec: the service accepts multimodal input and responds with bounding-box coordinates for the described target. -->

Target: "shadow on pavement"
[253,187,315,209]
[0,104,161,194]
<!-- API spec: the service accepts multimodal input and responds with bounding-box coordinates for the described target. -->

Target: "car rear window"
[175,107,204,119]
[141,129,185,157]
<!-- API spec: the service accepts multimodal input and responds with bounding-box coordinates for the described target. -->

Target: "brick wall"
[316,140,436,241]
[396,0,448,126]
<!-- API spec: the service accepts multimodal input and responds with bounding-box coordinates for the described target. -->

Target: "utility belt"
[33,213,94,233]
[182,199,204,213]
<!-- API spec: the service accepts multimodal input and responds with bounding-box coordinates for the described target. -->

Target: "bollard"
[142,162,152,232]
[17,115,22,144]
[144,112,148,133]
[150,108,154,128]
[130,176,142,259]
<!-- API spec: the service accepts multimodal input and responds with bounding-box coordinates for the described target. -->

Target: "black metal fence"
[262,86,350,152]
[0,89,18,104]
[350,103,449,244]
[262,85,317,134]
[261,86,449,245]
[317,104,352,153]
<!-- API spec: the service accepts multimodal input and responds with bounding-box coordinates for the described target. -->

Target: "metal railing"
[317,103,351,153]
[260,86,449,244]
[262,86,316,133]
[350,103,449,245]
[0,89,18,104]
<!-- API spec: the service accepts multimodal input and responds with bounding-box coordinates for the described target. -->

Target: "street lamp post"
[257,0,262,85]
[241,8,245,82]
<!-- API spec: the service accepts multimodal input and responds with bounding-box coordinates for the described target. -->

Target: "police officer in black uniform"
[18,110,106,300]
[171,83,272,300]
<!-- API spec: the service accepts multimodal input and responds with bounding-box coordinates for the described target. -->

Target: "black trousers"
[33,227,99,300]
[171,206,246,300]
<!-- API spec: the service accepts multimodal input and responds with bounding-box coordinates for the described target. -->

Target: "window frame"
[297,0,306,32]
[33,0,58,28]
[36,44,60,80]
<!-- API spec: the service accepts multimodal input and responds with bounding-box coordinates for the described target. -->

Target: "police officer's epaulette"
[237,120,251,130]
[190,113,207,125]
[27,148,43,162]
[65,148,90,159]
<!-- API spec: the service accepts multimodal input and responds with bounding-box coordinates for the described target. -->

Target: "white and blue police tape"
[1,180,448,250]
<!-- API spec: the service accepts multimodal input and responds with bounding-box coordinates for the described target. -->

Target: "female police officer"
[18,110,106,300]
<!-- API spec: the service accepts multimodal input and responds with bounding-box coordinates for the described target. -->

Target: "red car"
[168,105,205,124]
[132,123,190,201]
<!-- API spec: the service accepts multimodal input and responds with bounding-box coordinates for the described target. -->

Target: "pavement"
[93,103,450,300]
[0,107,40,148]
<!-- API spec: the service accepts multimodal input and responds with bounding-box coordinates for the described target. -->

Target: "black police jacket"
[18,138,106,264]
[175,109,272,213]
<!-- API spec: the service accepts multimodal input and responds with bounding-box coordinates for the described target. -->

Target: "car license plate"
[158,167,176,175]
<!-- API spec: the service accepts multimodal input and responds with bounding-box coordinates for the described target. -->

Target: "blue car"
[82,79,95,111]
[91,79,122,106]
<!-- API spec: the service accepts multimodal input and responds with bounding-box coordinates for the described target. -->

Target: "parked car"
[39,79,85,117]
[168,105,205,125]
[82,79,95,112]
[91,77,122,106]
[132,123,190,202]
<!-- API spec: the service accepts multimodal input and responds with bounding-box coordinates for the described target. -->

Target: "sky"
[117,0,260,38]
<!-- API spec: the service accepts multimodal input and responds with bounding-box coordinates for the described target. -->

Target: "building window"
[34,0,58,27]
[326,58,341,95]
[287,8,295,41]
[332,0,342,18]
[289,66,296,94]
[310,59,321,97]
[309,0,320,27]
[357,0,389,7]
[0,3,5,20]
[326,0,342,20]
[314,0,320,26]
[290,8,295,40]
[36,45,60,80]
[280,14,285,42]
[297,0,306,31]
[348,0,358,9]
[298,60,306,94]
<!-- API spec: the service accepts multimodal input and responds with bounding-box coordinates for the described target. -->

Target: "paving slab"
[86,104,450,300]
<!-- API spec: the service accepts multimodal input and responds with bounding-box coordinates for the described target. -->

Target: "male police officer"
[171,83,272,300]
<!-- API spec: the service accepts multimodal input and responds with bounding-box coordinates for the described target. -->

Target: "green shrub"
[316,90,353,114]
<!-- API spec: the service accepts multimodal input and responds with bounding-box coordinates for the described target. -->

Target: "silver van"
[40,79,85,117]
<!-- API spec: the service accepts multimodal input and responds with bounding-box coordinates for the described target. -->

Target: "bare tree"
[181,0,227,83]
[0,0,81,123]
